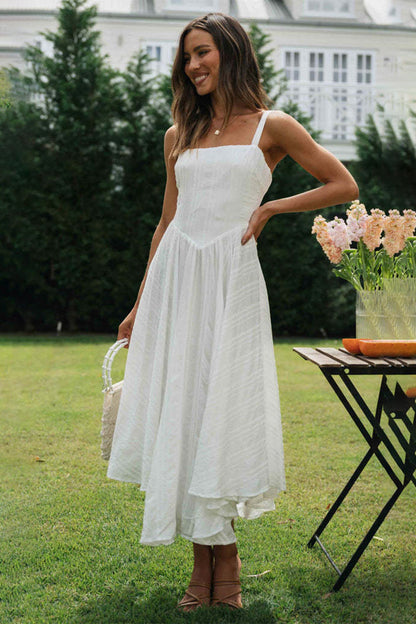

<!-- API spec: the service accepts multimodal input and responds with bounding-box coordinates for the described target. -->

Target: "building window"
[282,47,375,141]
[284,51,300,81]
[143,41,177,76]
[357,54,372,84]
[146,44,161,63]
[167,0,216,10]
[304,0,354,17]
[333,53,348,83]
[283,48,372,85]
[309,52,324,82]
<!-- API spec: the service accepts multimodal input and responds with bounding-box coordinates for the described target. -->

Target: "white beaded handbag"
[100,338,128,461]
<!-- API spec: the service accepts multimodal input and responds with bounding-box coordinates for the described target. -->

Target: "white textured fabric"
[107,110,286,546]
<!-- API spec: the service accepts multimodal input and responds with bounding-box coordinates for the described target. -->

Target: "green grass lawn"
[0,335,415,624]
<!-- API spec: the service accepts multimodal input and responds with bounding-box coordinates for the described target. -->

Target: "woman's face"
[183,29,220,95]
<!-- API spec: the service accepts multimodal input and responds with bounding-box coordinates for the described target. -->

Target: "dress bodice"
[173,111,272,247]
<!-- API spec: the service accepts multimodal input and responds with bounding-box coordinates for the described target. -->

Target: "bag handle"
[102,338,128,393]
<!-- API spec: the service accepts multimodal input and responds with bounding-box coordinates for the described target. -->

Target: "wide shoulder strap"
[251,110,271,146]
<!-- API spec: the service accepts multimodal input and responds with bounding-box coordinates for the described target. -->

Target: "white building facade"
[0,0,415,159]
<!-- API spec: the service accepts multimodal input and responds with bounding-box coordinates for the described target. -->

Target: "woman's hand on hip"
[241,204,271,245]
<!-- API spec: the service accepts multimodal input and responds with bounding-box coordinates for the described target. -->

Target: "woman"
[107,12,359,612]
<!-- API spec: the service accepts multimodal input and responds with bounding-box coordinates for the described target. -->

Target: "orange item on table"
[358,340,416,358]
[342,338,361,354]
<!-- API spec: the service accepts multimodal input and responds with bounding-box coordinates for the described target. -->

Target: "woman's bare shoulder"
[165,124,178,143]
[266,109,299,132]
[266,109,315,149]
[164,125,178,162]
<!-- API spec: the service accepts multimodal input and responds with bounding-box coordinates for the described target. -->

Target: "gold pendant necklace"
[212,113,242,135]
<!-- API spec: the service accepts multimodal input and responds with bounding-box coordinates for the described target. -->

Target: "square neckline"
[185,144,272,179]
[190,109,269,149]
[181,110,272,177]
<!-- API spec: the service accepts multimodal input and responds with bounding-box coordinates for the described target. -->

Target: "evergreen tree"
[351,111,416,212]
[1,0,121,330]
[0,69,12,109]
[0,1,172,332]
[247,22,287,105]
[249,22,353,336]
[109,50,172,322]
[0,101,50,330]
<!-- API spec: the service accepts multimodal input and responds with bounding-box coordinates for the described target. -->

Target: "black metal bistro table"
[294,346,416,592]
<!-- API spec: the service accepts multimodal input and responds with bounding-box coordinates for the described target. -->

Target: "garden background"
[1,0,415,338]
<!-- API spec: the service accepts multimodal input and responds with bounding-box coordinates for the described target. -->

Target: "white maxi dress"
[107,110,286,546]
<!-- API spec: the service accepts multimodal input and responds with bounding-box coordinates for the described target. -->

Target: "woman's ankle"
[190,544,213,584]
[213,543,238,561]
[213,547,241,578]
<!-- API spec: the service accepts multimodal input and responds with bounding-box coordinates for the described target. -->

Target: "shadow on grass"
[279,554,416,624]
[71,559,416,624]
[72,583,280,624]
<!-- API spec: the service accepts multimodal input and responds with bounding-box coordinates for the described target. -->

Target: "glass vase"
[356,279,416,340]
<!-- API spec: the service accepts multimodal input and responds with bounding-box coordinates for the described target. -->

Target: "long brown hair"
[170,12,271,159]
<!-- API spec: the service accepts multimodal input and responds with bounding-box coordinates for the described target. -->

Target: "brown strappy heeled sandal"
[177,581,211,611]
[211,578,243,609]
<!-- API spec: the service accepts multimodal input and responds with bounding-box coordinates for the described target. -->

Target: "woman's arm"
[241,111,359,244]
[264,111,359,217]
[117,125,178,343]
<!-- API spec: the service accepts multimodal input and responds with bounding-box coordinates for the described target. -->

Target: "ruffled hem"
[138,484,285,546]
[106,469,284,545]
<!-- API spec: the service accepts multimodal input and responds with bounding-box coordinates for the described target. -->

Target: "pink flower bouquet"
[312,201,416,291]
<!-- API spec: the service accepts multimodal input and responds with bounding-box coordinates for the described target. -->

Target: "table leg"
[308,446,376,549]
[308,372,409,591]
[324,372,402,488]
[331,484,405,592]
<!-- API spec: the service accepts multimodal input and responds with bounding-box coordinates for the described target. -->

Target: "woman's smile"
[194,73,209,86]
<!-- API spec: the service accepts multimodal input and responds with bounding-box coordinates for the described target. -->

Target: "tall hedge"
[351,112,416,212]
[0,0,171,332]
